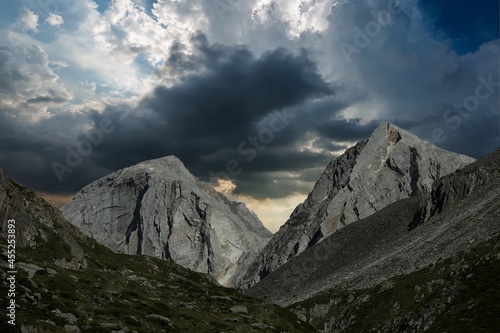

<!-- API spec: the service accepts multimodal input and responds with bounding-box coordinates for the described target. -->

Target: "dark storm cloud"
[320,0,500,159]
[83,35,340,180]
[1,35,353,199]
[314,118,379,141]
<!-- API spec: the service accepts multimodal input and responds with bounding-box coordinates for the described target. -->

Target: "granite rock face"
[239,122,475,289]
[61,156,272,287]
[246,148,500,315]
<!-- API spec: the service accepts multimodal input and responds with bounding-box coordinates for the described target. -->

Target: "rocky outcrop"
[239,122,475,289]
[0,169,88,270]
[61,156,272,287]
[0,170,315,333]
[245,148,500,307]
[410,148,500,229]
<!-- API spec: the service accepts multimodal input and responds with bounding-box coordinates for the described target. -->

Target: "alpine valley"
[1,123,499,333]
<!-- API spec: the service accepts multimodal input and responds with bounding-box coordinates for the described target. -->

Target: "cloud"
[46,13,64,27]
[0,36,337,198]
[17,7,39,32]
[0,0,498,231]
[0,44,73,116]
[85,37,334,180]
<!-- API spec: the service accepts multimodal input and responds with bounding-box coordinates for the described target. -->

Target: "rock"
[224,318,240,323]
[230,305,249,314]
[239,122,474,288]
[112,328,130,333]
[57,312,78,323]
[146,314,175,329]
[63,325,80,333]
[17,263,43,278]
[20,325,38,333]
[250,323,275,329]
[0,170,87,268]
[61,156,272,287]
[378,280,395,293]
[210,295,233,302]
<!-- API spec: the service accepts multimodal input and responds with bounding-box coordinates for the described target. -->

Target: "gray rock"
[61,156,272,287]
[246,148,500,308]
[239,122,474,289]
[0,171,87,269]
[229,305,248,314]
[20,325,38,333]
[17,263,43,278]
[250,323,275,329]
[210,295,233,302]
[146,314,175,329]
[63,325,80,333]
[56,312,78,323]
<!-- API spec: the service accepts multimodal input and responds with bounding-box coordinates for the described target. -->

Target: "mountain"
[0,169,315,333]
[246,148,500,332]
[239,122,474,289]
[61,156,272,287]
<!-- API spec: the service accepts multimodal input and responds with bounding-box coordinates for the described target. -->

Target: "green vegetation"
[0,171,310,331]
[290,235,500,333]
[0,236,315,332]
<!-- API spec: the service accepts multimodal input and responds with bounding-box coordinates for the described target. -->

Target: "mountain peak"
[131,155,189,173]
[112,155,196,185]
[62,155,272,287]
[374,121,403,140]
[371,121,428,146]
[238,123,475,289]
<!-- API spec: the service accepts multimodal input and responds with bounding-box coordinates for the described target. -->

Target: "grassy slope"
[0,178,315,333]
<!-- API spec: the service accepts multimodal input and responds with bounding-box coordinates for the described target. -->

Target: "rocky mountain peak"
[238,122,475,289]
[113,155,196,184]
[61,156,272,287]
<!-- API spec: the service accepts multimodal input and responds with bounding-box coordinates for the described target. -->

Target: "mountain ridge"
[61,155,272,287]
[0,168,315,333]
[245,148,500,308]
[238,122,475,289]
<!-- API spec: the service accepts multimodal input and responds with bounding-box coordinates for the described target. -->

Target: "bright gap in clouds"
[214,179,312,233]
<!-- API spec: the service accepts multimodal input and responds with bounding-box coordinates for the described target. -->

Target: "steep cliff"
[0,169,88,270]
[280,149,500,333]
[239,122,474,289]
[61,156,272,287]
[246,148,500,312]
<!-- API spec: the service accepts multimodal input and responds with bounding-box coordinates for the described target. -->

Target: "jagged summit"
[247,148,500,312]
[62,156,272,287]
[134,155,189,174]
[238,121,475,289]
[110,155,196,184]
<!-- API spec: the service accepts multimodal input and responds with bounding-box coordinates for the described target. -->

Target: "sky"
[0,0,499,233]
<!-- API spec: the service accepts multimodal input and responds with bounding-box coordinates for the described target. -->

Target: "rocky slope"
[0,169,314,333]
[246,147,500,332]
[61,156,272,287]
[289,233,500,333]
[0,167,89,271]
[239,122,474,289]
